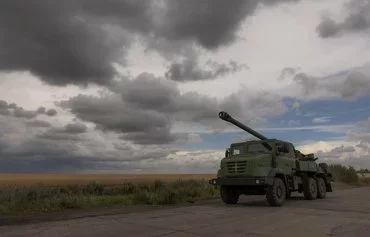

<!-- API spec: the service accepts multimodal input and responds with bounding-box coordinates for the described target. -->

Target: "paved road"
[1,186,370,237]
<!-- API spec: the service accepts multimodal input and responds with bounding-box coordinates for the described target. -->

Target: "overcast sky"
[1,0,370,173]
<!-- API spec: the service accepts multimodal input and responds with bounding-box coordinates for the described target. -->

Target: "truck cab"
[210,111,333,207]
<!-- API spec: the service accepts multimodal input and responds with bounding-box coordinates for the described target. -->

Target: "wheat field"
[0,173,216,186]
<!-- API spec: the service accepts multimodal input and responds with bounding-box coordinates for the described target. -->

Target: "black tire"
[319,163,329,173]
[266,177,286,206]
[220,186,239,204]
[303,177,317,200]
[316,177,326,199]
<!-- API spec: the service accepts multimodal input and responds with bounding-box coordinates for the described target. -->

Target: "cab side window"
[287,144,296,158]
[277,142,289,153]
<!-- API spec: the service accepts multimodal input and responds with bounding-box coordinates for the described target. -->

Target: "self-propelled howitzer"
[209,111,333,207]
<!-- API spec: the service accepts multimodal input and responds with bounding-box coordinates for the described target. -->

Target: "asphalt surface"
[1,186,370,237]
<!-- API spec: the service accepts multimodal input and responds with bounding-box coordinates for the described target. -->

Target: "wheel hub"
[277,187,282,197]
[311,182,316,193]
[320,182,325,192]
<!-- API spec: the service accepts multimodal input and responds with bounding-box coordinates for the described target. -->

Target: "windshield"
[246,142,272,153]
[230,142,272,155]
[231,146,243,155]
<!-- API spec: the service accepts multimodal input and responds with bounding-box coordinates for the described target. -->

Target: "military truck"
[209,111,333,206]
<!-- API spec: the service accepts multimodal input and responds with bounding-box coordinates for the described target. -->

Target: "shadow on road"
[210,195,309,207]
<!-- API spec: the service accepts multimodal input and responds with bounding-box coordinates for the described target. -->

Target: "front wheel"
[220,186,239,204]
[303,177,317,200]
[266,177,286,206]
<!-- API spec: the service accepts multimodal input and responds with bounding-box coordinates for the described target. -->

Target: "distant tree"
[329,164,359,184]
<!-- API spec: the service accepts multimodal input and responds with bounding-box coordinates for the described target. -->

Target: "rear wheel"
[316,177,326,199]
[303,177,317,200]
[266,177,286,206]
[220,186,239,204]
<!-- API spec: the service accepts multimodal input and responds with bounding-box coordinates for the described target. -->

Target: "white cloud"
[280,120,301,126]
[296,117,370,168]
[297,139,370,169]
[177,0,369,98]
[312,116,333,123]
[185,133,204,145]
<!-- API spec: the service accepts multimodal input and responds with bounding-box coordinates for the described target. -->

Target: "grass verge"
[0,179,219,215]
[1,164,370,216]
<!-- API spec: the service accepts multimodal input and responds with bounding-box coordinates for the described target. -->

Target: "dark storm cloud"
[37,122,88,141]
[0,0,301,86]
[12,108,38,119]
[109,73,221,122]
[160,0,301,49]
[57,92,176,145]
[0,134,91,173]
[0,138,174,173]
[118,129,175,145]
[277,67,299,81]
[165,57,247,82]
[0,117,84,173]
[0,0,249,86]
[292,73,319,96]
[46,109,57,116]
[160,0,260,49]
[338,71,370,99]
[316,0,370,38]
[36,107,46,114]
[0,99,57,119]
[0,100,8,109]
[0,114,178,172]
[0,109,11,116]
[0,0,122,86]
[37,106,57,116]
[63,123,88,134]
[115,73,179,111]
[25,120,52,128]
[289,64,370,99]
[58,72,287,145]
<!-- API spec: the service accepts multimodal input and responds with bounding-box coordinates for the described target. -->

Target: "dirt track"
[1,186,370,237]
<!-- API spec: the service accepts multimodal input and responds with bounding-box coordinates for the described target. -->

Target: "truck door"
[276,142,297,190]
[276,142,296,174]
[286,143,297,174]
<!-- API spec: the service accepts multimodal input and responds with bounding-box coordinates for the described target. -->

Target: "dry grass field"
[0,174,219,215]
[0,173,216,186]
[0,165,369,216]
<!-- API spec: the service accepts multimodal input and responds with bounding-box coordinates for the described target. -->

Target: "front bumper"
[209,177,273,186]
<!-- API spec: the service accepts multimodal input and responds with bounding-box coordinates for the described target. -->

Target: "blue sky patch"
[179,95,370,151]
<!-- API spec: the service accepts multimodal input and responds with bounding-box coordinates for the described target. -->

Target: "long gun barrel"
[218,111,268,140]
